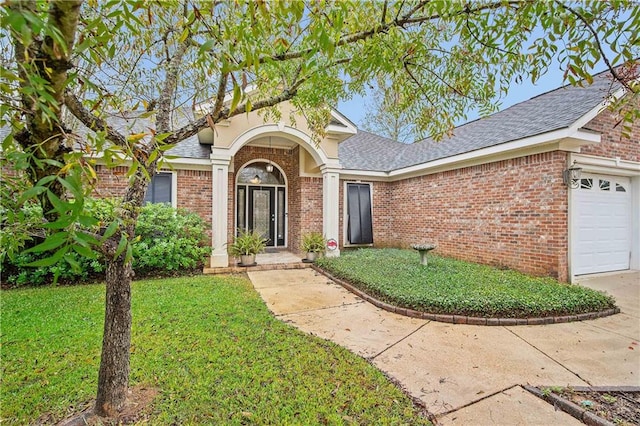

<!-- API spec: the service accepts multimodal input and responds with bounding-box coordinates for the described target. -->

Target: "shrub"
[132,203,211,275]
[1,200,211,286]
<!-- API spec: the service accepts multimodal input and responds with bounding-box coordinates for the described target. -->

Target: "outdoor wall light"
[562,163,582,189]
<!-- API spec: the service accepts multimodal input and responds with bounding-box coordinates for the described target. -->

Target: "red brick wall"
[581,104,639,162]
[296,177,323,252]
[343,152,570,280]
[93,165,129,198]
[176,169,212,226]
[94,165,212,228]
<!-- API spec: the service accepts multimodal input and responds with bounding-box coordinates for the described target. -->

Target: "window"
[579,178,593,189]
[144,172,172,204]
[346,183,373,245]
[599,179,610,191]
[615,183,627,192]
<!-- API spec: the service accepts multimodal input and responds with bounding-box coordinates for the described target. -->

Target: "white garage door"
[573,173,631,275]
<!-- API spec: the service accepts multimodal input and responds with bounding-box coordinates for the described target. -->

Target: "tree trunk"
[94,259,133,417]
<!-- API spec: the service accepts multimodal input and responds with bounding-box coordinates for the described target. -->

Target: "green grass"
[1,275,430,425]
[316,248,617,318]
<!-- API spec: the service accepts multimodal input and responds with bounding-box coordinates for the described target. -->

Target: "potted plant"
[229,229,267,266]
[301,232,325,262]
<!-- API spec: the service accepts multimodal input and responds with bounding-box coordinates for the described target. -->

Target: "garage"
[572,173,632,276]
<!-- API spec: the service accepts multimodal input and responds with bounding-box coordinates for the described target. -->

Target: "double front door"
[237,186,286,247]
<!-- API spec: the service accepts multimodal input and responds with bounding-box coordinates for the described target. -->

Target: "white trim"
[169,170,178,209]
[227,124,332,166]
[146,170,177,208]
[570,85,627,131]
[166,157,212,171]
[568,153,640,177]
[327,109,357,135]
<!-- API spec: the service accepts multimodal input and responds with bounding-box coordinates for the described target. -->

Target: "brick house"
[95,74,639,282]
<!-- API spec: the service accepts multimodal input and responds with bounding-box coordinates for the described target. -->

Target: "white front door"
[572,173,631,275]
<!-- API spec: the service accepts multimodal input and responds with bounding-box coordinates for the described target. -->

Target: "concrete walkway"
[248,269,639,425]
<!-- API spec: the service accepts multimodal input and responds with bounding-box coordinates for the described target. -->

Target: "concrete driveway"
[248,269,639,425]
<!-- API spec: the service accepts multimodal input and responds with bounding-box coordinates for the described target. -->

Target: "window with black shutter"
[346,183,373,245]
[144,172,172,204]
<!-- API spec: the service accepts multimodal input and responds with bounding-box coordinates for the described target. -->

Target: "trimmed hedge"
[1,200,211,286]
[316,248,617,318]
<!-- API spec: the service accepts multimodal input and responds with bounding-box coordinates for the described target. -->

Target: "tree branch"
[247,1,521,66]
[157,40,191,133]
[557,1,631,91]
[63,90,128,148]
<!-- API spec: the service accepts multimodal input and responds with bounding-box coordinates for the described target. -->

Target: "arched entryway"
[236,161,287,247]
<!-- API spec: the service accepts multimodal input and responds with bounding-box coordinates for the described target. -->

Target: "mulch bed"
[525,386,640,426]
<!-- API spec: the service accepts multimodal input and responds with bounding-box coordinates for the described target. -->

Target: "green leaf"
[102,221,119,240]
[198,39,215,56]
[25,246,68,267]
[57,176,83,200]
[77,215,99,228]
[24,232,69,254]
[35,175,57,187]
[72,244,97,259]
[230,84,241,113]
[17,186,47,205]
[43,214,75,230]
[114,234,128,258]
[124,241,133,264]
[46,190,69,213]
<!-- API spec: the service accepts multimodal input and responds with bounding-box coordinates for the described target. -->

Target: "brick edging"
[204,262,312,275]
[311,265,620,326]
[523,385,639,426]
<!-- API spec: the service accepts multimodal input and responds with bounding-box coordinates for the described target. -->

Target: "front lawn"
[316,249,616,318]
[1,275,429,425]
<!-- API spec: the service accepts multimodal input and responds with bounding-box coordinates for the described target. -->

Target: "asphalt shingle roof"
[339,72,619,172]
[94,109,210,159]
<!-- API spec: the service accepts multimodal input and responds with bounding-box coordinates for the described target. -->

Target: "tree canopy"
[1,0,638,419]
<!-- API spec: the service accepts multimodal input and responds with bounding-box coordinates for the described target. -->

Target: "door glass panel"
[277,188,285,245]
[238,163,285,185]
[252,190,271,241]
[599,179,610,191]
[237,187,246,231]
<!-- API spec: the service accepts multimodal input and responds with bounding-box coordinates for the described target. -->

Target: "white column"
[322,164,341,257]
[210,155,231,267]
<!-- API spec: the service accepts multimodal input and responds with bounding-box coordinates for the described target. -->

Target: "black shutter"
[347,183,373,244]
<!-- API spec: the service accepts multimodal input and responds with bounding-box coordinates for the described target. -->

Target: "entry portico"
[202,103,356,267]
